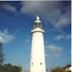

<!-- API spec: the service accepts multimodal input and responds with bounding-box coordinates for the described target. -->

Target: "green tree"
[51,67,65,72]
[0,64,3,72]
[0,64,22,72]
[51,64,71,72]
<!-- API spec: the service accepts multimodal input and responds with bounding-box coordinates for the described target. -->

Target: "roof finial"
[34,15,41,23]
[36,16,40,20]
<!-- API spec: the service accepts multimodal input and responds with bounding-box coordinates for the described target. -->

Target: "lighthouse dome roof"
[34,16,41,23]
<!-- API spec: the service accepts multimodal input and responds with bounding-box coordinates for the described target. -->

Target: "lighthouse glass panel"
[33,23,42,29]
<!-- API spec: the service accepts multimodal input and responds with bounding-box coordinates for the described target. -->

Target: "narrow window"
[32,63,33,65]
[40,62,42,65]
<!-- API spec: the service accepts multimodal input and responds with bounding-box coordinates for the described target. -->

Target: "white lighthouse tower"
[30,16,46,72]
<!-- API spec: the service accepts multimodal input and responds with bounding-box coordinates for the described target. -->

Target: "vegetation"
[50,64,71,72]
[0,64,22,72]
[0,63,71,72]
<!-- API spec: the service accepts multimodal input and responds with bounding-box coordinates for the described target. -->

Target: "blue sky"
[0,1,71,72]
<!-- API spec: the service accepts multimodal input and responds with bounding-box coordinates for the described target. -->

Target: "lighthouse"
[30,16,46,72]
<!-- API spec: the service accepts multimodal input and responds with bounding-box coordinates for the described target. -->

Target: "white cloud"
[46,45,63,57]
[0,29,15,43]
[21,1,60,15]
[20,1,71,28]
[54,34,71,40]
[2,3,16,12]
[54,12,71,28]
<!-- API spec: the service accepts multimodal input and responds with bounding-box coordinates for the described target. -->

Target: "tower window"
[40,62,42,65]
[32,63,33,65]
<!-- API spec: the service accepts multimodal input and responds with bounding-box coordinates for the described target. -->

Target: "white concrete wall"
[30,28,46,72]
